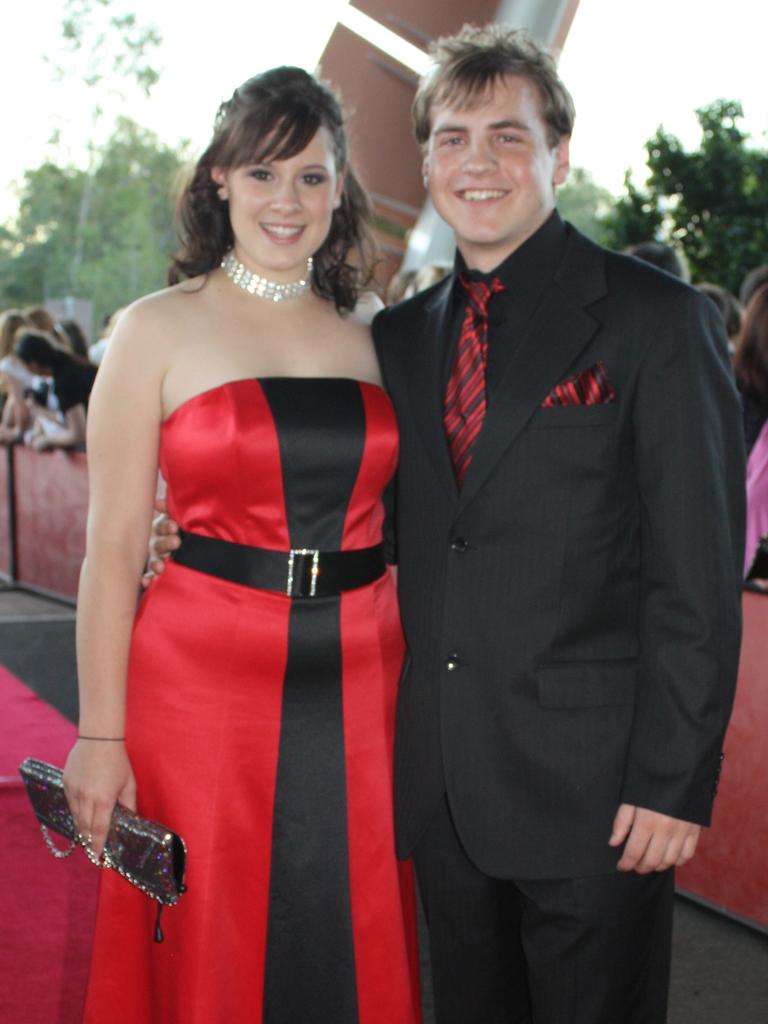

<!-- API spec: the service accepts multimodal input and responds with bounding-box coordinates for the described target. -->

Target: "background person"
[623,239,689,280]
[735,283,768,580]
[385,266,419,304]
[734,282,768,454]
[13,329,96,450]
[698,282,742,357]
[59,317,91,360]
[0,308,34,442]
[739,264,768,310]
[23,305,71,350]
[87,308,124,366]
[744,418,768,580]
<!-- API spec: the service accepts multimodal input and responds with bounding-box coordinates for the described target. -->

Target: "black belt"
[170,530,386,598]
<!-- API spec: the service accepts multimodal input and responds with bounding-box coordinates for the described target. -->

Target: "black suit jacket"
[373,225,745,880]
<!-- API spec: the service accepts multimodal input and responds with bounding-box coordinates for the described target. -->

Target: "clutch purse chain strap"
[40,823,109,866]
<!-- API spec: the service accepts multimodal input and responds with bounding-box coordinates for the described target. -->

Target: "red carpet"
[0,666,97,1024]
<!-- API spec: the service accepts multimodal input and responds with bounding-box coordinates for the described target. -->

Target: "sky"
[559,1,768,193]
[2,0,767,222]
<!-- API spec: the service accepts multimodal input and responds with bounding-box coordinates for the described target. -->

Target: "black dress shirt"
[445,211,569,401]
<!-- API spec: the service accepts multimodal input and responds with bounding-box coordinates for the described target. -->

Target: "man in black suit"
[373,24,745,1024]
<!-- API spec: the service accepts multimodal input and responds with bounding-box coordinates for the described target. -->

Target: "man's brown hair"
[412,23,575,148]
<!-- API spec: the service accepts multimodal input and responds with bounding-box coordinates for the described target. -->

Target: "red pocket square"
[541,361,616,408]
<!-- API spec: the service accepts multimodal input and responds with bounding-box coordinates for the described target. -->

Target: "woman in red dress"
[63,67,421,1023]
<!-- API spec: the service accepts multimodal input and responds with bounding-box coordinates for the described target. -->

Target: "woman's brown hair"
[169,66,376,313]
[734,283,768,406]
[0,310,27,359]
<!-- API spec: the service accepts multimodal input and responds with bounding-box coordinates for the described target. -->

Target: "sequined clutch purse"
[19,757,187,940]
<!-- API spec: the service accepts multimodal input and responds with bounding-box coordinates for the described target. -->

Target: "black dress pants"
[413,796,674,1024]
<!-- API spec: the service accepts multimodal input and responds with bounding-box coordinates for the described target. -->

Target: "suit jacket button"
[445,655,460,671]
[450,537,469,552]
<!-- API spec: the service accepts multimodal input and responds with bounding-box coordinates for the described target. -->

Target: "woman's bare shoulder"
[104,277,211,358]
[122,276,209,327]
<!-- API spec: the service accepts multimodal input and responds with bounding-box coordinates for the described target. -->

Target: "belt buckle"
[287,549,320,597]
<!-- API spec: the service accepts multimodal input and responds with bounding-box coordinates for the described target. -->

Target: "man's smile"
[455,189,508,201]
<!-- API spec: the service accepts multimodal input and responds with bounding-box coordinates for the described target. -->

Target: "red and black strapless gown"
[83,378,421,1023]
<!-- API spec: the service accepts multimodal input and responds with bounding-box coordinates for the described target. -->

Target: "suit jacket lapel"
[458,231,607,510]
[406,277,458,500]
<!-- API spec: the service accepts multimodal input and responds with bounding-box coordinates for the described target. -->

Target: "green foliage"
[53,0,161,99]
[602,100,768,293]
[0,120,188,330]
[0,0,175,329]
[599,171,663,250]
[556,168,614,245]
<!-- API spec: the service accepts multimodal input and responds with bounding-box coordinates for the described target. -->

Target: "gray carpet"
[3,585,766,1021]
[669,899,768,1021]
[0,588,77,721]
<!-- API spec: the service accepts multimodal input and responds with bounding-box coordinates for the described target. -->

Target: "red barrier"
[0,447,11,580]
[5,448,768,929]
[677,591,768,931]
[13,447,88,600]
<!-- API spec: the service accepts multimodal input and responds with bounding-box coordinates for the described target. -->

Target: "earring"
[217,188,228,202]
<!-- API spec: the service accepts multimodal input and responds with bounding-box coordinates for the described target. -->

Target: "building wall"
[318,0,582,281]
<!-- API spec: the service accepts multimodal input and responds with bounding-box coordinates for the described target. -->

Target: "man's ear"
[552,135,570,188]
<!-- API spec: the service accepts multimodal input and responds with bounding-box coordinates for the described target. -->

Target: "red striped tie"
[444,274,505,485]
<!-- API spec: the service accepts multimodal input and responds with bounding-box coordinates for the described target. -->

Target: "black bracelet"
[77,735,126,741]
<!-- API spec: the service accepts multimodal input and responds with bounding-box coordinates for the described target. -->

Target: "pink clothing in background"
[745,420,768,576]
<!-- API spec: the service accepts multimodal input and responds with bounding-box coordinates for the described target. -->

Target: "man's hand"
[141,496,181,587]
[609,803,701,873]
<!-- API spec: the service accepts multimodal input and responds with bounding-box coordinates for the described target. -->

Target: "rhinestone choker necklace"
[221,251,313,302]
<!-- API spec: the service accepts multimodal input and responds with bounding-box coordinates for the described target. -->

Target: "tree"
[556,167,614,245]
[598,172,663,252]
[602,100,768,293]
[46,0,163,291]
[0,120,187,329]
[0,2,179,329]
[0,163,86,308]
